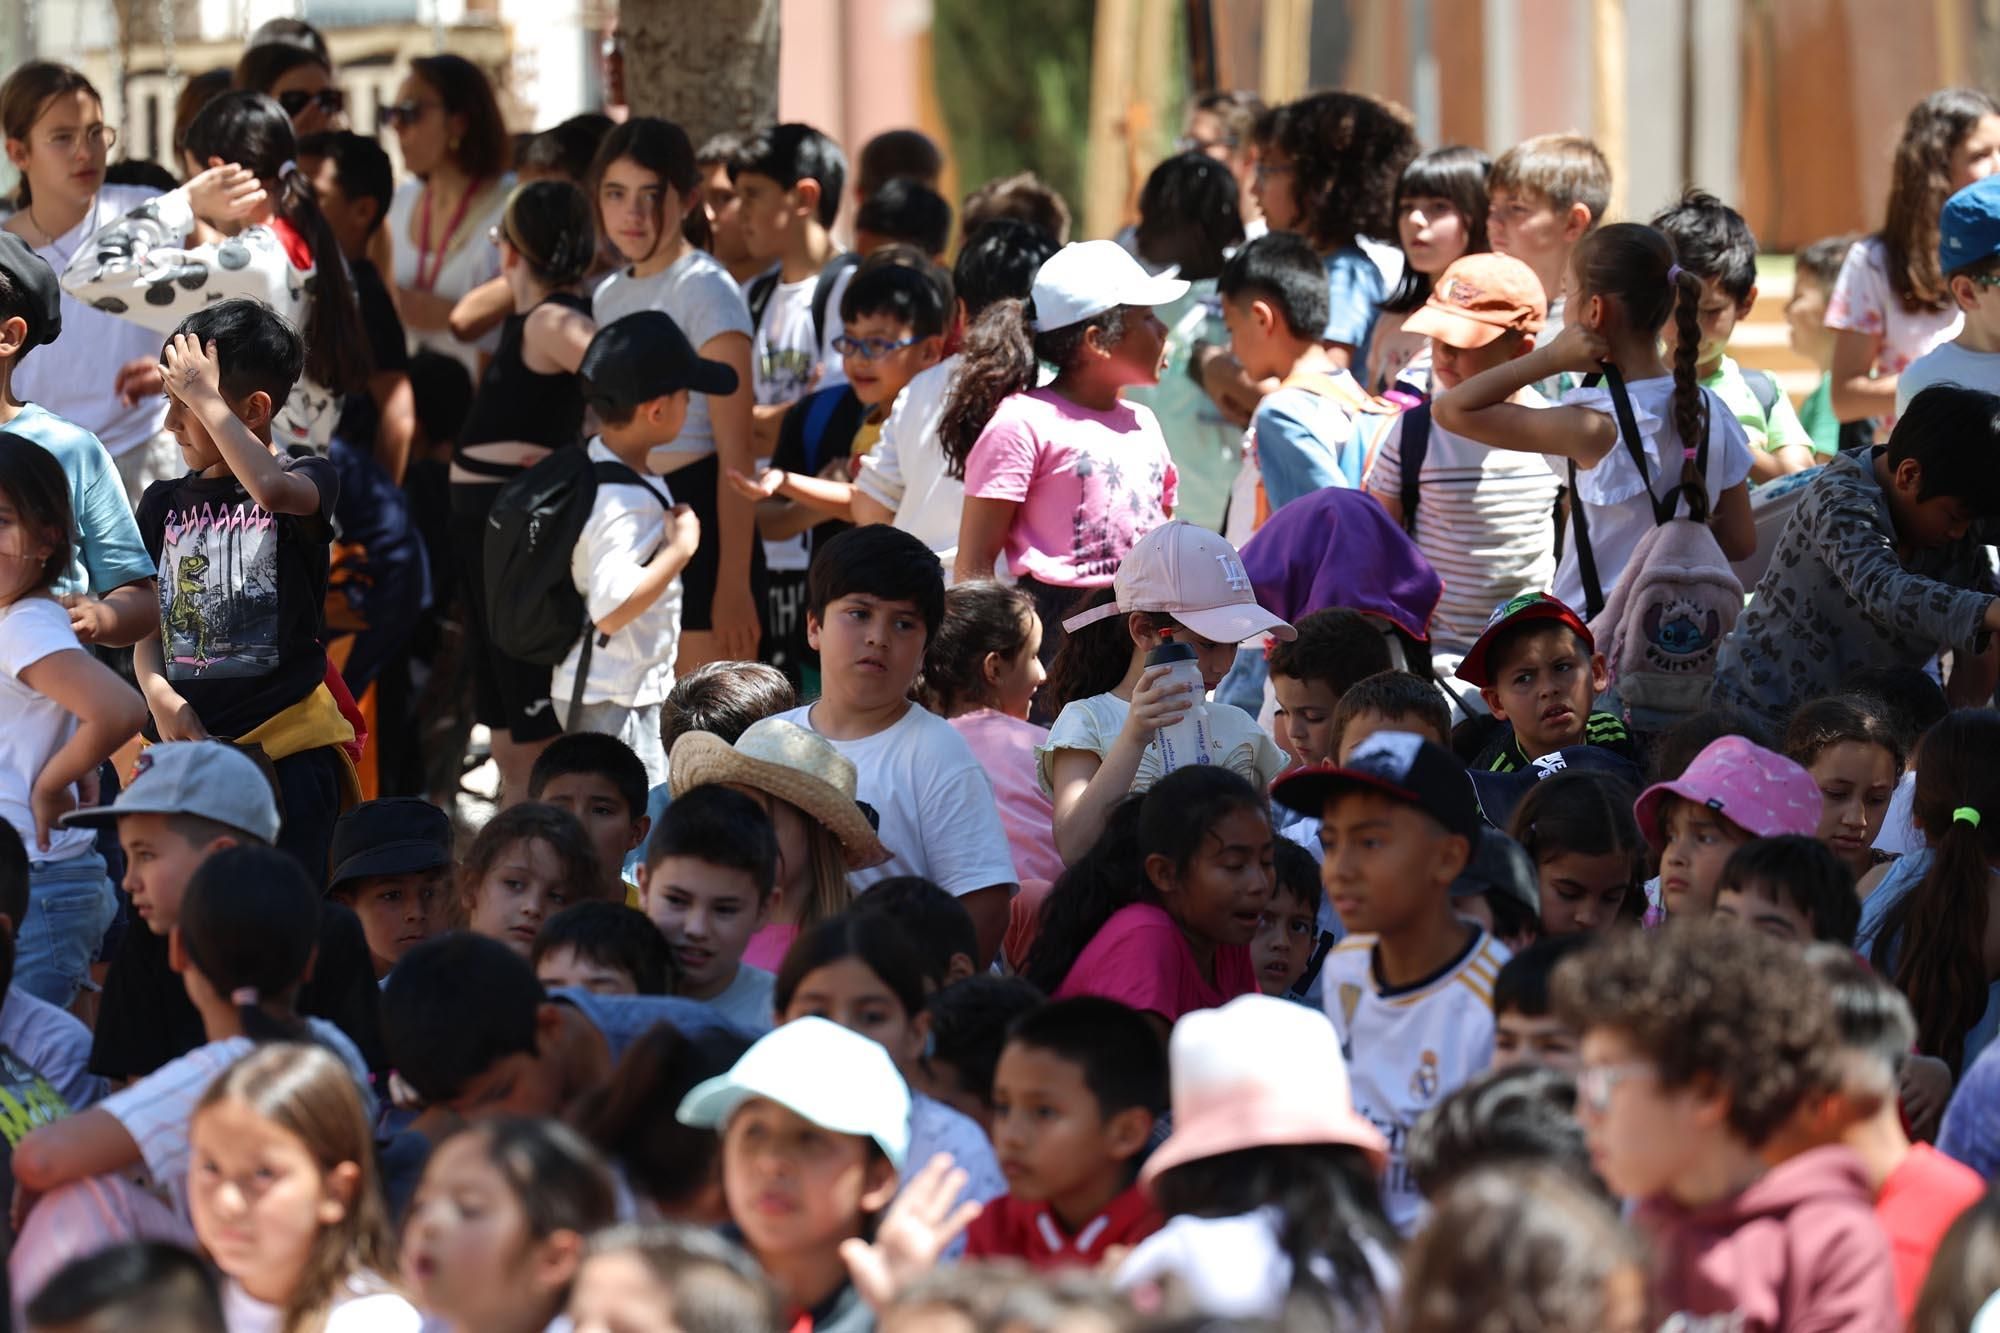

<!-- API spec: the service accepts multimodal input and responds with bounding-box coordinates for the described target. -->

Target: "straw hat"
[668,718,891,870]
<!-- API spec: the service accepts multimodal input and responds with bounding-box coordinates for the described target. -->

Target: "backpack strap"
[800,389,849,475]
[809,253,862,350]
[1568,458,1606,621]
[746,268,780,332]
[570,459,671,724]
[1742,367,1781,419]
[1398,404,1431,537]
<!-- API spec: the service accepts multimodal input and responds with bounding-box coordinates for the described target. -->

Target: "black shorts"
[673,452,769,634]
[448,483,562,742]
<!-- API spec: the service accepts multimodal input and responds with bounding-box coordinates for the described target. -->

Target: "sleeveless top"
[455,291,593,477]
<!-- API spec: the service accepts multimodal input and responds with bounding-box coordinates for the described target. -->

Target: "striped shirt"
[1365,395,1562,655]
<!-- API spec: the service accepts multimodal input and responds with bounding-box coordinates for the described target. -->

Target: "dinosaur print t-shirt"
[137,452,339,738]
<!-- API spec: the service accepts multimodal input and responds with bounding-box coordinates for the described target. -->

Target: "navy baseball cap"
[1941,175,2000,276]
[579,310,739,412]
[1468,745,1644,830]
[1270,730,1480,842]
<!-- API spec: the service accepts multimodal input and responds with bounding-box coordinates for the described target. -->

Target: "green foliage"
[931,0,1094,224]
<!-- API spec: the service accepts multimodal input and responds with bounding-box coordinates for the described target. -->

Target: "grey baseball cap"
[61,742,281,844]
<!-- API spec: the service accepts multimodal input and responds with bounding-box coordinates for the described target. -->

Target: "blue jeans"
[17,850,115,1008]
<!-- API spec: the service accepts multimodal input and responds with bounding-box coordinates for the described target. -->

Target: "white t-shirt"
[1827,235,1963,429]
[224,1275,421,1333]
[1896,340,2000,415]
[853,354,966,566]
[553,440,681,710]
[1365,393,1562,654]
[1117,1207,1400,1321]
[909,1088,1006,1261]
[1322,928,1511,1235]
[752,275,822,407]
[594,250,755,468]
[1551,376,1754,614]
[0,985,103,1110]
[1874,767,1921,857]
[775,701,1018,898]
[387,178,509,377]
[0,597,96,863]
[1036,692,1289,796]
[11,184,170,458]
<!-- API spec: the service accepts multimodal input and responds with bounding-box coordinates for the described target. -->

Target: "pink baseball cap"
[1633,735,1823,852]
[1063,521,1296,645]
[1141,993,1386,1189]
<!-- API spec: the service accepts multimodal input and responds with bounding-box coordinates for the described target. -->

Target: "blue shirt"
[1251,383,1367,506]
[1323,245,1386,365]
[5,403,156,597]
[552,987,756,1060]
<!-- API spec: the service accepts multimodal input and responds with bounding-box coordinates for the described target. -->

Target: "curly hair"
[1266,608,1394,694]
[459,801,606,914]
[1882,89,2000,313]
[936,297,1129,481]
[1552,919,1837,1147]
[1256,92,1416,251]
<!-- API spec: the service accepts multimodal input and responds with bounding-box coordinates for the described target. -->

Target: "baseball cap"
[60,742,280,843]
[0,232,62,352]
[1454,592,1595,688]
[1269,730,1481,841]
[1941,175,2000,275]
[1062,520,1295,645]
[1468,745,1644,829]
[1401,253,1546,350]
[579,311,739,412]
[676,1016,912,1168]
[1632,736,1822,853]
[328,798,453,894]
[1450,827,1540,920]
[1030,240,1189,333]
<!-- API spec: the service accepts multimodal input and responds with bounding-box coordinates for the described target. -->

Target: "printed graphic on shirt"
[1071,452,1174,582]
[0,1043,71,1147]
[159,500,280,678]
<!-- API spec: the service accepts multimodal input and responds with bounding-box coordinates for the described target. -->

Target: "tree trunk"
[617,0,781,145]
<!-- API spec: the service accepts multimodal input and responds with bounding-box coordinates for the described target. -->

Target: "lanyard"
[412,176,484,292]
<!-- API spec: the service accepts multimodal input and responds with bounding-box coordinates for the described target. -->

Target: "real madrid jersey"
[1321,926,1510,1234]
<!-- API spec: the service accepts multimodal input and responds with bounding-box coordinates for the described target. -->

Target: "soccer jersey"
[1321,927,1510,1234]
[964,1184,1161,1269]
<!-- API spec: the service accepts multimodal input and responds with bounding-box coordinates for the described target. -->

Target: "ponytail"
[179,843,323,1046]
[1666,262,1710,522]
[501,179,597,288]
[1020,794,1147,993]
[921,580,1037,714]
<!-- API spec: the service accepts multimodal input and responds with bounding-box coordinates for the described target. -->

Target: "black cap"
[1449,827,1540,918]
[328,798,453,893]
[0,233,62,351]
[579,310,738,411]
[1270,730,1480,841]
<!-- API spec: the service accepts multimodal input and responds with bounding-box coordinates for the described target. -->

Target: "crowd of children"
[12,28,2000,1332]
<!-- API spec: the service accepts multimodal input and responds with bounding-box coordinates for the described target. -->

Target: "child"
[1451,827,1543,953]
[666,715,885,971]
[959,172,1071,249]
[1025,768,1271,1031]
[1554,921,1897,1328]
[771,524,1018,965]
[23,1243,225,1333]
[563,310,726,783]
[735,123,851,410]
[589,117,760,674]
[968,997,1167,1267]
[1713,836,1859,946]
[1368,144,1491,397]
[528,731,652,902]
[631,658,796,879]
[1218,231,1374,505]
[639,784,780,1030]
[1713,386,2000,736]
[1434,223,1756,619]
[1405,1065,1595,1200]
[1267,608,1394,768]
[60,88,367,453]
[1366,252,1565,665]
[1787,234,1861,454]
[1634,735,1822,923]
[1505,768,1646,936]
[1271,730,1506,1233]
[1651,189,1823,482]
[1902,173,2000,410]
[923,581,1063,890]
[853,876,980,991]
[943,240,1181,614]
[854,179,952,258]
[921,975,1045,1130]
[1484,133,1611,350]
[1783,695,1905,886]
[693,132,761,284]
[1452,593,1631,772]
[0,435,145,1006]
[855,128,944,202]
[532,900,674,996]
[187,1043,418,1329]
[460,802,605,959]
[568,1224,778,1333]
[326,797,452,981]
[1040,521,1290,864]
[1490,935,1592,1071]
[402,1118,617,1333]
[1115,993,1398,1322]
[0,818,101,1116]
[1252,840,1322,999]
[1829,89,2000,430]
[1333,669,1453,760]
[133,299,352,884]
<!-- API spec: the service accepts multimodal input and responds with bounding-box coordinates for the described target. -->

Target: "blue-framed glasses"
[833,334,920,361]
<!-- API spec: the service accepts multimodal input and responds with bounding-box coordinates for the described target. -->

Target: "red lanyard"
[412,176,484,292]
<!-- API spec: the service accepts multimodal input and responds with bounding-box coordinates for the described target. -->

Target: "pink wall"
[778,0,930,227]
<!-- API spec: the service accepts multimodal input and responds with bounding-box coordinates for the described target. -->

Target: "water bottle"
[1146,640,1213,773]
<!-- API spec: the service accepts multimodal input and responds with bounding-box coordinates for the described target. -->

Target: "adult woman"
[384,54,512,375]
[235,39,346,139]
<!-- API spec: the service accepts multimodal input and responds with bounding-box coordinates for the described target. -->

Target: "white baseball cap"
[675,1017,912,1168]
[1064,520,1295,645]
[1031,240,1190,332]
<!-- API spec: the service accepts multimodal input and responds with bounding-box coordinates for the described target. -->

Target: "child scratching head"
[1634,736,1821,921]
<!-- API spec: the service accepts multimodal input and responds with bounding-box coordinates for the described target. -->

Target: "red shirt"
[964,1184,1162,1269]
[1877,1142,1986,1320]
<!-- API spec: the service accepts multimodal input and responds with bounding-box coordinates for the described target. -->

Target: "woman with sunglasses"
[383,54,513,377]
[1,61,183,509]
[235,40,347,139]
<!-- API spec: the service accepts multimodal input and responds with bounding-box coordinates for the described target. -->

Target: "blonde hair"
[1489,133,1611,226]
[800,822,855,933]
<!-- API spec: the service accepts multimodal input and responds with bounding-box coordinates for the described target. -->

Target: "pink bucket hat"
[1140,993,1386,1189]
[1632,735,1823,852]
[1064,520,1296,646]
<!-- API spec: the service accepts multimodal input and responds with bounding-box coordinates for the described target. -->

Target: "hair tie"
[1956,807,1983,829]
[1667,263,1685,286]
[278,159,299,181]
[230,986,260,1006]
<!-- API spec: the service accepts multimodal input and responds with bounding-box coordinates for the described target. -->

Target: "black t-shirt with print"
[136,452,339,738]
[0,1036,76,1305]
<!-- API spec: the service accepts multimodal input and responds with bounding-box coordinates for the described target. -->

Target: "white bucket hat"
[1031,239,1190,332]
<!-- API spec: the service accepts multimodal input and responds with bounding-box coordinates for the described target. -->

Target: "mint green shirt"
[1702,356,1824,463]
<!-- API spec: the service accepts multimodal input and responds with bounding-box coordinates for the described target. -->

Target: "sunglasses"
[832,333,920,362]
[278,88,345,119]
[381,100,438,130]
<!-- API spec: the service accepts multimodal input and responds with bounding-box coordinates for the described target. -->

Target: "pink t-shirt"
[950,709,1064,888]
[1055,903,1256,1024]
[743,923,799,974]
[962,388,1177,587]
[1825,236,1962,430]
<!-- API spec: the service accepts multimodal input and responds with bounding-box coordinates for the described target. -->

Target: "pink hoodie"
[1635,1145,1899,1333]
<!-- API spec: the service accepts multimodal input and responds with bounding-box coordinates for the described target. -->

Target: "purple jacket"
[1238,487,1441,641]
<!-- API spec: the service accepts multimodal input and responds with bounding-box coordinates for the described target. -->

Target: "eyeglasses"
[1969,273,2000,289]
[40,125,116,155]
[381,100,439,130]
[833,333,921,361]
[278,87,346,119]
[1575,1061,1655,1113]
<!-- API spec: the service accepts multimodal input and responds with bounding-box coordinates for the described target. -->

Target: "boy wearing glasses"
[1898,175,2000,412]
[1552,920,1897,1330]
[728,251,950,692]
